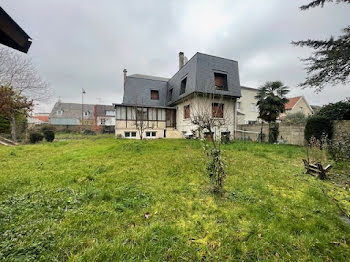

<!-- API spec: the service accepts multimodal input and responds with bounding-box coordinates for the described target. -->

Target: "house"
[27,113,49,127]
[237,89,314,124]
[237,86,260,124]
[49,102,95,126]
[94,105,116,132]
[114,52,241,140]
[284,96,313,116]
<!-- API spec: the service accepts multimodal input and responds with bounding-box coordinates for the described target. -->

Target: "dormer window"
[214,73,228,91]
[151,90,159,100]
[168,88,173,101]
[180,77,187,95]
[56,110,63,115]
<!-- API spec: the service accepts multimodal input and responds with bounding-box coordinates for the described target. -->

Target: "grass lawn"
[0,137,349,261]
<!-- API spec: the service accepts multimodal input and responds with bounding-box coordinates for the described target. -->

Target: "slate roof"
[49,102,95,120]
[129,74,170,82]
[95,105,115,116]
[122,52,241,108]
[285,96,302,110]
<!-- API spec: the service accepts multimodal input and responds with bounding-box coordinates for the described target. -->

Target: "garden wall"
[236,120,350,146]
[333,120,350,140]
[236,123,305,145]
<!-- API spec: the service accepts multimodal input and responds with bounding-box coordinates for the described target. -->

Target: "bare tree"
[189,93,233,193]
[0,47,51,101]
[135,106,148,140]
[0,47,51,140]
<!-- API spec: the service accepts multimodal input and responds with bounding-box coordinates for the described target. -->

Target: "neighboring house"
[237,86,259,124]
[283,96,313,116]
[94,105,116,131]
[237,90,314,124]
[114,52,241,140]
[49,102,95,126]
[27,113,49,127]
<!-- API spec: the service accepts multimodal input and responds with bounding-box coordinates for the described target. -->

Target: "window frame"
[214,72,228,91]
[168,88,173,101]
[150,90,159,100]
[212,103,224,118]
[184,104,190,119]
[105,110,115,116]
[180,77,187,95]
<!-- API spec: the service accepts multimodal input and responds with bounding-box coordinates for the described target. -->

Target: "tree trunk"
[10,112,17,141]
[268,121,271,143]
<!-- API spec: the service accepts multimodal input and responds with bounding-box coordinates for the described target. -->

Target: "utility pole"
[82,88,86,126]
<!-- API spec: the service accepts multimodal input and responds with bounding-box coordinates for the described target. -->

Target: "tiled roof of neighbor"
[285,96,302,110]
[128,74,170,82]
[32,116,49,122]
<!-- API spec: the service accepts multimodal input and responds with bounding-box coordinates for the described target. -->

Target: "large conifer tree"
[293,0,350,91]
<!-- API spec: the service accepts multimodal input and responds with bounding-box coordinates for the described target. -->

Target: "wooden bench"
[302,159,332,180]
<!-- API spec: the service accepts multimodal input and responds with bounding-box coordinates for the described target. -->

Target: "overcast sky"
[2,0,349,112]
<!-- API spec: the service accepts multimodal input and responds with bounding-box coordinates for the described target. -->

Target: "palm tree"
[255,81,289,143]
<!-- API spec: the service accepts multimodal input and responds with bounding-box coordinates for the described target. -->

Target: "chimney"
[123,69,127,84]
[179,52,184,69]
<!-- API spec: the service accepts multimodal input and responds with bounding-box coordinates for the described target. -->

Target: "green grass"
[0,138,349,261]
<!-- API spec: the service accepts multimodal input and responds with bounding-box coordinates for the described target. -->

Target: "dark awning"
[0,7,32,53]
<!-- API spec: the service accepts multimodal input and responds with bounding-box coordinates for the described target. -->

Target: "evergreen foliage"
[304,116,333,142]
[29,131,44,144]
[294,0,350,90]
[316,100,350,120]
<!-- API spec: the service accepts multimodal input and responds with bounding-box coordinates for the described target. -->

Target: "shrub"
[304,116,333,143]
[283,112,307,124]
[44,130,55,142]
[328,131,350,163]
[29,131,44,144]
[204,143,226,194]
[83,129,96,135]
[40,125,55,142]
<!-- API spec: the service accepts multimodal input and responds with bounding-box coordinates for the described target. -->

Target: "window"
[169,88,173,101]
[127,107,136,120]
[299,107,303,112]
[148,108,157,120]
[125,132,136,138]
[100,118,106,125]
[214,73,228,90]
[250,103,256,112]
[106,110,115,116]
[146,131,157,138]
[184,105,190,119]
[212,103,224,118]
[56,110,63,115]
[151,90,159,100]
[237,102,241,110]
[84,111,90,117]
[116,106,126,120]
[180,77,187,95]
[136,107,147,120]
[157,109,166,121]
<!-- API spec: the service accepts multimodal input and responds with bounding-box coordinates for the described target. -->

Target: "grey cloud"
[1,0,349,112]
